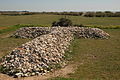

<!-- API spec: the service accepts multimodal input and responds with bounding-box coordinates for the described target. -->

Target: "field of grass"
[0,24,47,34]
[0,14,120,27]
[0,14,120,80]
[0,29,120,80]
[52,29,120,80]
[0,33,31,58]
[0,14,120,35]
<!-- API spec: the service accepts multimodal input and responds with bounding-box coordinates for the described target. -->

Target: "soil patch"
[0,27,9,30]
[0,63,77,80]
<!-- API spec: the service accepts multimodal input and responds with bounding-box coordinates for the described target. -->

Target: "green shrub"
[52,18,72,27]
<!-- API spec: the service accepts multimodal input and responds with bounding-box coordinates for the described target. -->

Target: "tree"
[52,18,72,27]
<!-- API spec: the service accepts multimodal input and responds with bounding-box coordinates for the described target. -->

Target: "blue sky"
[0,0,120,12]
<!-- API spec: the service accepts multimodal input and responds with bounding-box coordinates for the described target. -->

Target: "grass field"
[0,14,120,27]
[0,14,120,80]
[0,29,120,80]
[0,33,31,57]
[51,29,120,80]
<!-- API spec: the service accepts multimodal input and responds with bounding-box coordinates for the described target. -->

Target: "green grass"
[0,25,20,34]
[0,24,48,34]
[87,25,120,29]
[0,14,120,35]
[0,37,31,57]
[0,14,63,27]
[51,29,120,80]
[0,14,120,27]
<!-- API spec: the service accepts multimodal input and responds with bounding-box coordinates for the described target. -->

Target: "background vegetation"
[52,18,72,27]
[0,11,120,17]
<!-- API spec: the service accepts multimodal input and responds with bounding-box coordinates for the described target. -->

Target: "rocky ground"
[0,62,77,80]
[1,28,73,78]
[11,27,110,39]
[0,27,110,78]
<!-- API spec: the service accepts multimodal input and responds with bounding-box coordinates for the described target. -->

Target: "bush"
[52,18,72,27]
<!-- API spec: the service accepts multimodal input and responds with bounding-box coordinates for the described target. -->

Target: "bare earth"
[0,63,77,80]
[0,27,8,30]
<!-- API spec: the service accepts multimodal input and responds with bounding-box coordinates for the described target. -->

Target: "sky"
[0,0,120,12]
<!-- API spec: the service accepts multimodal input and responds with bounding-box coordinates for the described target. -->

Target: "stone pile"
[1,28,73,77]
[1,27,110,78]
[12,27,51,38]
[67,27,110,39]
[11,27,110,39]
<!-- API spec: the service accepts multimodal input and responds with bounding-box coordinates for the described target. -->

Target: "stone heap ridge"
[12,27,51,38]
[1,27,110,78]
[1,28,73,77]
[12,27,110,39]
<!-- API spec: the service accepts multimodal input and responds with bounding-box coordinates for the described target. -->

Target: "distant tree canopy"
[84,11,120,17]
[52,18,72,27]
[41,12,83,16]
[40,11,120,17]
[0,11,120,17]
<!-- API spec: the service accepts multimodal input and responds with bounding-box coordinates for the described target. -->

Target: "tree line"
[0,11,120,17]
[0,11,37,16]
[84,11,120,17]
[39,11,120,17]
[41,12,83,16]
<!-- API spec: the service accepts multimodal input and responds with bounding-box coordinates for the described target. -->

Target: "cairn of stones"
[0,27,110,78]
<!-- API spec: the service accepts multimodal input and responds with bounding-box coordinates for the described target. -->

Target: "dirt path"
[0,63,77,80]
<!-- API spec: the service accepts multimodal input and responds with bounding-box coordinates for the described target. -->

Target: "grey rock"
[15,73,23,78]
